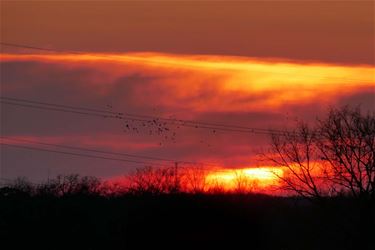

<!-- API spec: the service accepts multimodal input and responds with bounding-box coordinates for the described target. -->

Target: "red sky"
[0,1,374,183]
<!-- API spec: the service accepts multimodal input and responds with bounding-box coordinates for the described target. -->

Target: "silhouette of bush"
[35,174,101,197]
[0,177,34,197]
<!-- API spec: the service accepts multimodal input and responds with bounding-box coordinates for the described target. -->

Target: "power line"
[0,136,207,166]
[0,96,288,135]
[0,137,170,167]
[0,141,294,183]
[1,96,274,132]
[1,42,81,54]
[1,96,121,115]
[0,99,287,135]
[0,142,170,167]
[0,100,118,119]
[1,41,374,84]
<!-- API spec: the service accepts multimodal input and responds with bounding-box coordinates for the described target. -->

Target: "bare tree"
[317,107,375,199]
[263,123,325,199]
[127,166,180,195]
[263,106,375,201]
[182,166,207,193]
[233,170,251,194]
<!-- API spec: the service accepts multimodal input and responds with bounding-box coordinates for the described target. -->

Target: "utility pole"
[47,168,50,185]
[174,162,179,192]
[0,144,3,187]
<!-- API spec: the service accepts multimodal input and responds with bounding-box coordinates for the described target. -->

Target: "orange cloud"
[1,53,374,181]
[2,53,374,112]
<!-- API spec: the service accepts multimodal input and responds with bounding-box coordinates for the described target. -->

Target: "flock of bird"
[121,115,216,147]
[105,105,217,147]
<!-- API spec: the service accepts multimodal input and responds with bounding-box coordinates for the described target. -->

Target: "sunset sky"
[0,1,374,185]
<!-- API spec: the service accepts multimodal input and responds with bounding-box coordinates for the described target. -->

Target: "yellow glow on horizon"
[205,167,283,191]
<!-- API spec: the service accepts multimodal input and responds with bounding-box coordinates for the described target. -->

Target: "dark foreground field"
[1,190,374,250]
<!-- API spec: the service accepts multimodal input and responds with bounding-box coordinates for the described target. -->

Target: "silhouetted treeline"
[1,175,374,250]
